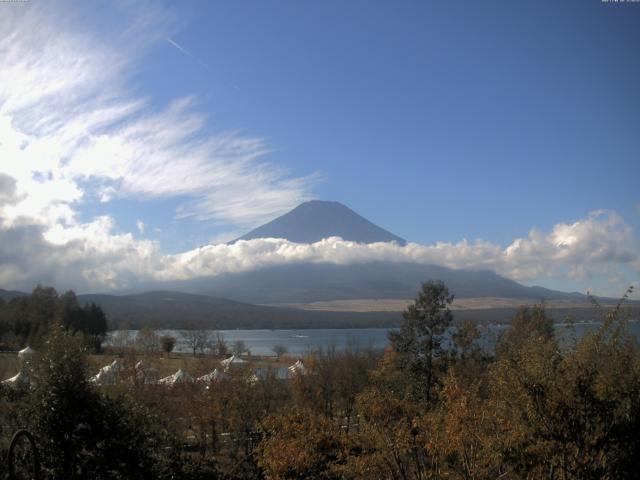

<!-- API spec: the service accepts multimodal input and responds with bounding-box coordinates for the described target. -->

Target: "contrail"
[166,37,211,71]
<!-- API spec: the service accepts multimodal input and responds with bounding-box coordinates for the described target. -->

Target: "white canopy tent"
[159,368,193,386]
[288,360,306,376]
[197,369,225,383]
[135,360,159,384]
[2,369,30,388]
[220,355,246,372]
[90,360,121,385]
[18,346,37,362]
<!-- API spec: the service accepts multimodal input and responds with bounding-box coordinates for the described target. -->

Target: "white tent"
[135,360,148,370]
[220,355,246,371]
[197,369,225,383]
[159,368,193,386]
[288,360,306,376]
[2,369,30,388]
[91,368,116,385]
[90,360,121,385]
[18,346,36,362]
[135,360,159,384]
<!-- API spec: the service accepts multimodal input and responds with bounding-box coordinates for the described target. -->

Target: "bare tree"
[232,340,247,356]
[272,344,288,358]
[110,328,134,357]
[135,326,159,356]
[212,331,229,357]
[185,329,212,357]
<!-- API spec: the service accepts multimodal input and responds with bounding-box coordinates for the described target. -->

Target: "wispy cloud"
[166,37,210,71]
[0,2,317,231]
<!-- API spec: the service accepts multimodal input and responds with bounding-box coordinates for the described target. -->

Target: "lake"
[108,321,640,357]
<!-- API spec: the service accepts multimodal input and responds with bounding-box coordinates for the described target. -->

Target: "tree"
[110,327,133,356]
[343,348,432,479]
[185,329,211,357]
[451,319,488,385]
[84,302,108,352]
[482,289,640,479]
[495,304,554,360]
[388,280,454,404]
[232,339,247,356]
[160,335,177,355]
[136,326,159,356]
[0,288,108,352]
[272,344,287,358]
[212,331,229,357]
[256,409,345,480]
[29,324,161,479]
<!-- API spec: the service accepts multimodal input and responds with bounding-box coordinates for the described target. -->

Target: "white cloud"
[136,220,145,235]
[0,1,317,233]
[155,210,639,284]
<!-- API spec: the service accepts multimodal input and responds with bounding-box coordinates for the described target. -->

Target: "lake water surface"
[109,321,640,357]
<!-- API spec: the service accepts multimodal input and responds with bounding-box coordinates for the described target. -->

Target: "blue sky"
[0,0,638,296]
[144,0,640,244]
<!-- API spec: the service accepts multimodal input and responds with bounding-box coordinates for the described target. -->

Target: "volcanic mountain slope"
[190,262,586,304]
[233,200,406,245]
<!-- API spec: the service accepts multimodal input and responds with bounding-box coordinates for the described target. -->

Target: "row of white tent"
[90,356,306,386]
[2,348,307,389]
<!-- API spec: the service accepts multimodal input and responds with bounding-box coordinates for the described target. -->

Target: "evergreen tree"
[29,324,160,479]
[388,279,454,404]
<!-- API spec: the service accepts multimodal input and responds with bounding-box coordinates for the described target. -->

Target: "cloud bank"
[0,204,638,295]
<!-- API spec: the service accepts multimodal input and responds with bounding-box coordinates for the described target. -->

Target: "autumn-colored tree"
[429,370,507,479]
[487,292,640,479]
[256,409,345,480]
[495,303,554,360]
[451,319,488,386]
[341,348,434,480]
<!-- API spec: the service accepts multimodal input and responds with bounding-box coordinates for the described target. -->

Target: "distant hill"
[233,200,406,245]
[166,262,586,304]
[76,290,632,330]
[0,288,26,301]
[76,291,398,330]
[2,287,634,331]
